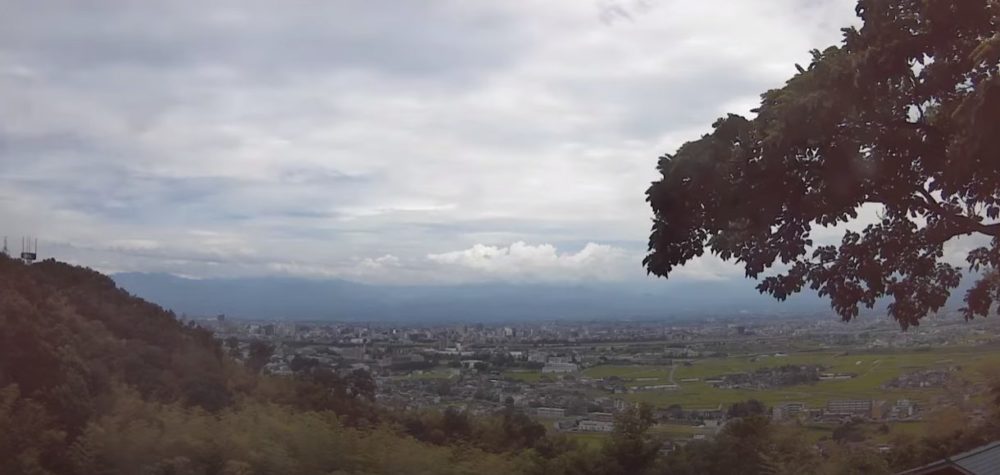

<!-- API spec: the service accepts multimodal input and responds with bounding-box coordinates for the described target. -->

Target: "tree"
[727,399,767,418]
[832,419,866,443]
[0,385,66,475]
[645,0,1000,328]
[656,415,779,475]
[224,337,240,359]
[603,403,660,475]
[289,355,319,373]
[247,340,275,374]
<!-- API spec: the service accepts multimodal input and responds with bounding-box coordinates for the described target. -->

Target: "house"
[773,402,806,421]
[587,412,615,422]
[897,440,1000,474]
[536,407,566,418]
[578,420,614,432]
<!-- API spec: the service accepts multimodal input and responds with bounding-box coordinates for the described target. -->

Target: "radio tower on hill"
[1,237,8,257]
[20,236,37,264]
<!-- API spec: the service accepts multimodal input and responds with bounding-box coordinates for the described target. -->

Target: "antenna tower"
[20,236,37,264]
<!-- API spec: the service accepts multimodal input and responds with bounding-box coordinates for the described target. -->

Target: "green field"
[583,346,1000,442]
[583,365,674,380]
[395,367,459,380]
[583,346,1000,410]
[564,432,609,449]
[503,370,544,382]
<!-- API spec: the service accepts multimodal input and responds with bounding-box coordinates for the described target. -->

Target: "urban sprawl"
[200,312,1000,450]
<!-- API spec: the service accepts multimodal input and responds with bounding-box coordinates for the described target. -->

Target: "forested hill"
[0,257,557,474]
[0,255,231,415]
[0,256,236,471]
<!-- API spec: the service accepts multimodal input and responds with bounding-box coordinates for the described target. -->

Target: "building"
[335,345,366,360]
[536,407,566,418]
[528,352,548,363]
[773,402,806,421]
[554,419,578,431]
[891,399,917,419]
[542,362,579,373]
[826,399,872,418]
[898,440,1000,474]
[578,420,614,432]
[587,412,615,422]
[460,359,484,370]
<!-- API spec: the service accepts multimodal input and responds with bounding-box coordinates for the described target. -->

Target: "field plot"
[585,346,1000,410]
[503,370,543,382]
[582,365,673,381]
[565,432,609,449]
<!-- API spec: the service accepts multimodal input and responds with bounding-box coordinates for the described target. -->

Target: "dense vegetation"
[645,0,1000,328]
[0,257,522,474]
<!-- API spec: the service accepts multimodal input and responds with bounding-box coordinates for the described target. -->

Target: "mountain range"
[112,272,839,322]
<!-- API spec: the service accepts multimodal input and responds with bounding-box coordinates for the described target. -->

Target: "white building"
[578,420,614,432]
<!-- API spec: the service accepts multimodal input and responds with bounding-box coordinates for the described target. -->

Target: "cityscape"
[201,310,1000,451]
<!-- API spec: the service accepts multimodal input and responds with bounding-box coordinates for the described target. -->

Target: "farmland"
[585,345,1000,409]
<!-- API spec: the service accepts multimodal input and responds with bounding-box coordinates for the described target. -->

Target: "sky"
[0,0,864,285]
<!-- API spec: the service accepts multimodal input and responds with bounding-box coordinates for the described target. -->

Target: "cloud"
[427,241,631,282]
[360,254,401,268]
[0,0,858,283]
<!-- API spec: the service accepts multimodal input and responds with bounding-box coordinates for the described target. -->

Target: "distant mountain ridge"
[112,272,838,322]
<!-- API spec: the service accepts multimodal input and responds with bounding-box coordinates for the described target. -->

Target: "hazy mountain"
[112,272,836,322]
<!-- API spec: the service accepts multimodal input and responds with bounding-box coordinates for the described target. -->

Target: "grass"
[565,432,609,449]
[797,420,932,445]
[395,367,458,380]
[650,423,714,439]
[584,346,1000,410]
[583,365,673,380]
[503,370,543,382]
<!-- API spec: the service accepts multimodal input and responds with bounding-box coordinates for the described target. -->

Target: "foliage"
[832,418,866,443]
[727,399,767,418]
[645,0,1000,328]
[599,403,660,475]
[246,340,275,374]
[885,408,1000,472]
[67,389,524,475]
[0,384,66,475]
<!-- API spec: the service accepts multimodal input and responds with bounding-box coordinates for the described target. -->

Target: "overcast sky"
[0,0,862,284]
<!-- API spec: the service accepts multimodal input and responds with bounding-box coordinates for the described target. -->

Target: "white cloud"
[670,254,744,282]
[358,254,401,269]
[0,0,859,283]
[426,241,631,282]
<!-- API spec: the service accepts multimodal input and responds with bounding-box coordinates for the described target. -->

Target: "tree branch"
[913,187,1000,237]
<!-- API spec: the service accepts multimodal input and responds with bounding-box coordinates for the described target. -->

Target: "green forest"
[2,255,1000,475]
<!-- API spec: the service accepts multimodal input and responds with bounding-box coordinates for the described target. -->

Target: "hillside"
[0,257,527,475]
[0,256,235,472]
